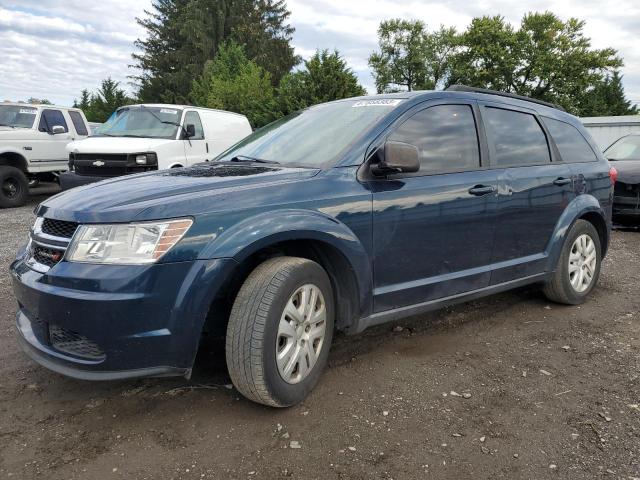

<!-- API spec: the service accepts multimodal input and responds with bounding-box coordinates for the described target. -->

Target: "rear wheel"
[543,220,602,305]
[226,256,334,407]
[0,166,28,208]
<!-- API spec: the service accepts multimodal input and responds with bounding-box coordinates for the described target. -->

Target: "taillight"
[609,166,618,185]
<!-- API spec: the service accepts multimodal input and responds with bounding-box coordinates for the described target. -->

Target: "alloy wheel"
[276,284,327,384]
[568,234,597,293]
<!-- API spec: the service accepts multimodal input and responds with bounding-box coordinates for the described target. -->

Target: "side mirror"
[371,141,420,176]
[185,124,196,139]
[51,125,66,135]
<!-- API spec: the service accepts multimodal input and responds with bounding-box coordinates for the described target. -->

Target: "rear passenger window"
[38,109,68,133]
[389,104,480,174]
[543,117,597,163]
[68,111,88,136]
[484,107,550,167]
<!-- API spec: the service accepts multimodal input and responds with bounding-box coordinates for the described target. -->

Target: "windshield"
[604,135,640,161]
[94,106,183,139]
[216,99,403,168]
[0,105,37,128]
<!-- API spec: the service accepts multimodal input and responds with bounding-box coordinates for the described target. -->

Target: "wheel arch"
[0,151,28,172]
[546,194,610,271]
[200,210,372,335]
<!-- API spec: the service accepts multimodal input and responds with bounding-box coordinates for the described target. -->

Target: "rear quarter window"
[68,111,88,136]
[542,117,598,163]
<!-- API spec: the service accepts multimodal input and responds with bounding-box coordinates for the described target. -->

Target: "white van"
[0,103,90,207]
[61,104,252,189]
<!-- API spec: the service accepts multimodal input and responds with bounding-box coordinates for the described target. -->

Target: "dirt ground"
[0,185,639,480]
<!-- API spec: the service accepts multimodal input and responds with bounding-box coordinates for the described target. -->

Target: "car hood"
[38,163,321,223]
[66,136,177,154]
[611,160,640,184]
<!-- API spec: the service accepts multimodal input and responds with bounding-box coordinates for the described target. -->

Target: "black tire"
[543,219,602,305]
[0,166,28,208]
[226,256,335,407]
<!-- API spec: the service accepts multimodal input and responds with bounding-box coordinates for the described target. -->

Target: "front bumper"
[11,256,237,380]
[59,172,106,191]
[613,194,640,223]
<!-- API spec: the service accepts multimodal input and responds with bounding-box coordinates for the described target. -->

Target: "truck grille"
[50,325,105,360]
[71,152,156,177]
[41,218,78,239]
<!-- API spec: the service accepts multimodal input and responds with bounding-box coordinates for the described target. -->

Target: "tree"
[278,49,366,115]
[73,78,134,122]
[368,19,429,93]
[132,0,299,103]
[578,71,639,116]
[449,12,624,114]
[190,42,276,127]
[26,97,52,105]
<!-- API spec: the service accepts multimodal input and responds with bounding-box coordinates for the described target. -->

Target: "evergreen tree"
[578,71,639,116]
[191,42,276,127]
[73,78,134,122]
[132,0,298,103]
[278,49,366,115]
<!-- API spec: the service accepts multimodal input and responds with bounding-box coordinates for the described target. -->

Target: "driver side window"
[38,109,68,133]
[184,111,205,140]
[389,104,481,175]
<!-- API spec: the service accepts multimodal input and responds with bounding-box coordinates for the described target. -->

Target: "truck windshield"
[94,106,183,139]
[605,135,640,161]
[0,105,37,128]
[216,99,403,168]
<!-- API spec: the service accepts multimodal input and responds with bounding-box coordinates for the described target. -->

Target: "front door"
[182,111,208,166]
[32,109,72,168]
[371,102,498,312]
[480,103,575,284]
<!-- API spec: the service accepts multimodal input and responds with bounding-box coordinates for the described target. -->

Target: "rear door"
[182,110,208,165]
[371,100,499,312]
[480,103,575,284]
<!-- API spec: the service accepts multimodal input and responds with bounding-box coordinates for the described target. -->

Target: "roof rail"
[446,84,566,112]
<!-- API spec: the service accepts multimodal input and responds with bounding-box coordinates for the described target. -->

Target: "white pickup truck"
[61,104,252,189]
[0,103,90,207]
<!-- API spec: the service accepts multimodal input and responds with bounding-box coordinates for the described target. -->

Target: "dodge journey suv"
[11,86,614,407]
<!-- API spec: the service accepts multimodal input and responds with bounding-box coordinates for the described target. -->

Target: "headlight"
[66,219,192,265]
[135,154,147,165]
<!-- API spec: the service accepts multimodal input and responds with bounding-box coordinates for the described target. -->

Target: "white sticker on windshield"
[352,99,403,108]
[19,108,37,114]
[160,108,178,115]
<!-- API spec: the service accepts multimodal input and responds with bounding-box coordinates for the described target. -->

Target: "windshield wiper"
[0,123,16,128]
[230,155,280,165]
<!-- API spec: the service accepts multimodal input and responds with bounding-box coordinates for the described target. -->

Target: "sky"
[0,0,639,108]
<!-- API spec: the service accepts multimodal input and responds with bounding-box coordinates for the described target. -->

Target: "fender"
[199,208,373,318]
[545,194,607,271]
[0,148,28,169]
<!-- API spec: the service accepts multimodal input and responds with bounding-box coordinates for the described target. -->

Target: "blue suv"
[11,86,614,407]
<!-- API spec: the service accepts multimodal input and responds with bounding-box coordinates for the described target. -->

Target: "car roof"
[122,104,248,119]
[1,102,82,111]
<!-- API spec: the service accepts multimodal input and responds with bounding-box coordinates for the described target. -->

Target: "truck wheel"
[0,166,28,208]
[226,256,334,407]
[543,220,602,305]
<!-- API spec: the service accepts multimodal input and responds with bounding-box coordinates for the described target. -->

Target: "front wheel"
[0,166,28,208]
[543,219,602,305]
[226,257,334,407]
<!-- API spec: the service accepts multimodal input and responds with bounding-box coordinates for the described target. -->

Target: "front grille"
[49,325,105,360]
[42,218,78,238]
[74,153,128,162]
[32,245,65,268]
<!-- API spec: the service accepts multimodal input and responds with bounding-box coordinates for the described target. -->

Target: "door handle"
[553,177,572,186]
[468,185,496,196]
